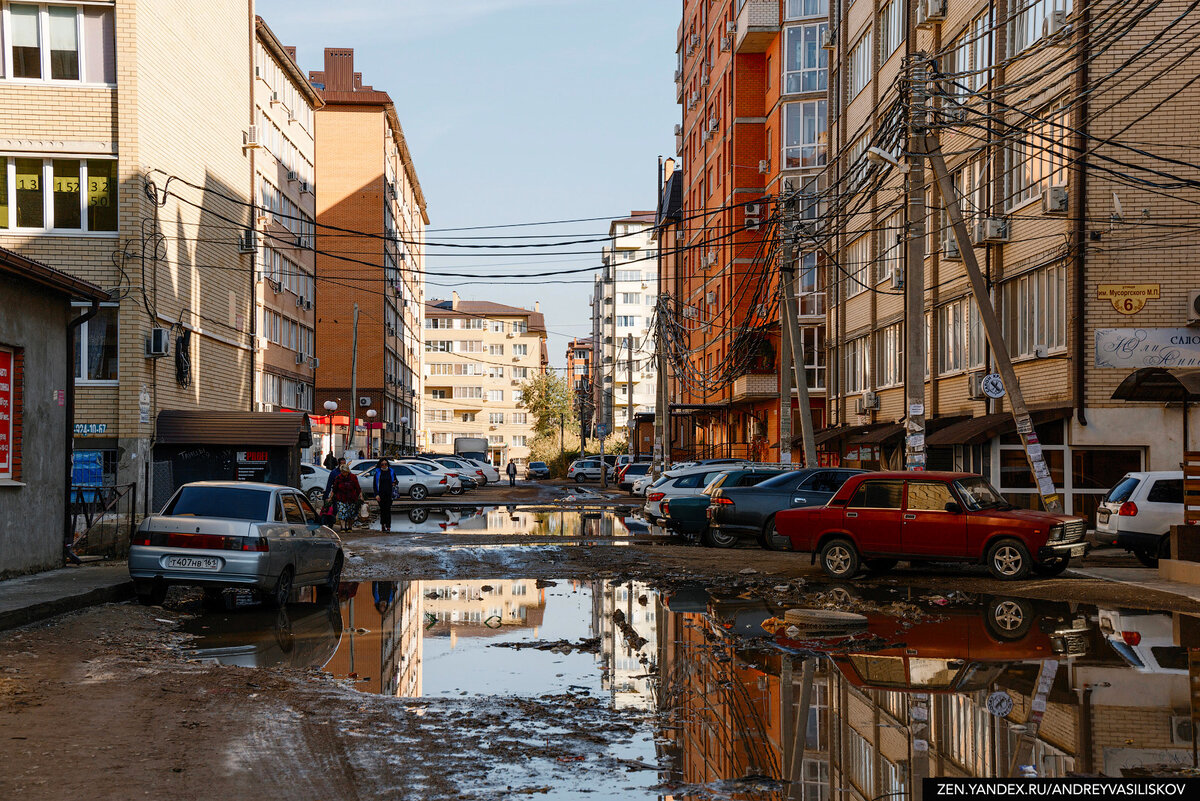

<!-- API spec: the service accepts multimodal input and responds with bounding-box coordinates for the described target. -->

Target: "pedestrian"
[506,459,518,487]
[323,451,337,470]
[324,457,347,502]
[329,462,361,534]
[373,458,397,533]
[358,449,365,459]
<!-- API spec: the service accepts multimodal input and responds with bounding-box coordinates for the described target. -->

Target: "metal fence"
[68,483,137,560]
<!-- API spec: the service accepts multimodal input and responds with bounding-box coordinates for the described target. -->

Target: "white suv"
[644,465,744,524]
[567,459,605,483]
[1094,471,1183,567]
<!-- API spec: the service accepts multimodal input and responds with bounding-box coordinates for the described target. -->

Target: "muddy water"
[182,579,1200,797]
[366,505,646,537]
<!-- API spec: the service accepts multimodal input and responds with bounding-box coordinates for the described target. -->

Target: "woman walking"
[330,462,362,534]
[373,458,397,532]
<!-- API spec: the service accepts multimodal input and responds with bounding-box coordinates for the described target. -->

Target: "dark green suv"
[660,468,791,546]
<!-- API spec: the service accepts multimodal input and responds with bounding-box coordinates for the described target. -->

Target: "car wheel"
[307,488,325,506]
[865,558,898,573]
[819,538,861,579]
[986,538,1032,580]
[408,507,430,524]
[985,597,1034,640]
[324,553,344,596]
[448,486,463,496]
[575,475,586,483]
[265,566,294,609]
[409,484,428,500]
[702,526,739,549]
[1032,557,1070,577]
[1134,536,1170,568]
[761,516,792,551]
[136,582,168,607]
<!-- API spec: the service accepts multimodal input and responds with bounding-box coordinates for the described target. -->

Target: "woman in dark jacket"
[330,463,362,533]
[373,458,397,532]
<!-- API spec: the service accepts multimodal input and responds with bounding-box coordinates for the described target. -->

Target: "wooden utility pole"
[348,302,359,456]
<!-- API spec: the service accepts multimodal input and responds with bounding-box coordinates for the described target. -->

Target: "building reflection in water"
[592,579,659,709]
[423,579,546,648]
[324,581,424,697]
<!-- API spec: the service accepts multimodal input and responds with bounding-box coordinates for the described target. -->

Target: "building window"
[489,412,505,424]
[1004,101,1068,209]
[4,3,115,84]
[803,326,825,390]
[512,321,528,334]
[879,0,903,60]
[949,11,995,98]
[511,412,527,424]
[452,386,482,399]
[486,366,504,379]
[615,270,642,282]
[1003,264,1066,358]
[487,344,504,355]
[849,31,873,98]
[783,100,827,168]
[73,302,118,383]
[937,297,985,374]
[511,435,527,447]
[797,251,826,318]
[845,336,869,394]
[430,389,447,399]
[513,390,523,404]
[1,157,117,232]
[424,340,452,352]
[844,234,870,298]
[877,211,902,284]
[461,412,476,422]
[786,0,829,18]
[487,435,504,445]
[425,318,452,329]
[619,292,641,304]
[0,345,18,481]
[1009,0,1072,55]
[487,389,503,402]
[512,367,530,379]
[877,323,903,387]
[426,409,450,422]
[431,433,450,445]
[513,344,529,357]
[615,316,641,327]
[784,23,828,94]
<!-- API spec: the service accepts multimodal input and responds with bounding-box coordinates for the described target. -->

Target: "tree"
[518,371,576,438]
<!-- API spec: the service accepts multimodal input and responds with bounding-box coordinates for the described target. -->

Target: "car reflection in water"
[181,590,343,670]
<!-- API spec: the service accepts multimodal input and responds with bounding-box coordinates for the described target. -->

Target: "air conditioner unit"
[709,115,719,132]
[967,372,987,400]
[145,328,170,358]
[890,267,905,290]
[299,180,309,193]
[726,20,736,33]
[236,229,256,254]
[296,295,305,308]
[673,68,683,83]
[675,229,685,242]
[794,220,819,239]
[304,299,313,311]
[944,234,962,260]
[1171,716,1195,746]
[359,396,372,407]
[689,33,700,52]
[295,235,307,248]
[243,126,262,149]
[940,100,967,123]
[254,66,261,78]
[1188,290,1200,325]
[700,72,709,88]
[674,123,683,137]
[308,356,320,369]
[821,29,836,49]
[1042,184,1068,215]
[268,278,281,294]
[1034,345,1049,358]
[295,351,306,365]
[981,217,1010,243]
[758,159,770,174]
[855,392,880,414]
[506,332,516,338]
[270,90,280,104]
[706,291,717,304]
[286,170,298,182]
[1043,10,1069,39]
[720,35,732,51]
[257,335,269,351]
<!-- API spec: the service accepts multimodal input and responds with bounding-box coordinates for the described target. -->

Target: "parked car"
[129,482,344,607]
[707,468,864,550]
[617,462,651,491]
[430,456,482,490]
[1097,609,1186,674]
[660,468,791,544]
[631,472,657,496]
[299,464,331,506]
[775,471,1088,580]
[465,459,501,485]
[567,458,606,483]
[526,461,551,479]
[1093,471,1183,567]
[394,458,466,496]
[644,465,747,524]
[359,463,453,500]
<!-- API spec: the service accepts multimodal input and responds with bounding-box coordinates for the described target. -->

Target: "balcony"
[736,0,780,54]
[732,373,778,403]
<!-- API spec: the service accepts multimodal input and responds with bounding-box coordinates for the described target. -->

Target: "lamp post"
[400,415,409,456]
[366,409,377,457]
[323,400,338,460]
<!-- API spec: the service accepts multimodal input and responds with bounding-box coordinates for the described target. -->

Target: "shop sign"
[986,691,1014,717]
[981,374,1006,399]
[236,450,269,482]
[74,423,108,435]
[0,348,11,474]
[1096,328,1200,368]
[1097,284,1159,314]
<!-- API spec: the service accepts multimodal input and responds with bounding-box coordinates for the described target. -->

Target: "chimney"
[534,301,540,312]
[283,45,297,62]
[322,48,355,91]
[663,157,675,176]
[451,291,460,309]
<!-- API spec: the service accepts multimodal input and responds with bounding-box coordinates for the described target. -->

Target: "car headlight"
[1049,524,1064,541]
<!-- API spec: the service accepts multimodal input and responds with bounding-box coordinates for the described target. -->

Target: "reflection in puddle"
[183,578,1200,796]
[367,505,643,538]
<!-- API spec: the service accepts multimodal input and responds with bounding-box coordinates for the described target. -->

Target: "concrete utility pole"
[904,61,930,472]
[778,271,794,465]
[627,333,635,453]
[780,194,818,467]
[654,157,667,477]
[348,302,359,457]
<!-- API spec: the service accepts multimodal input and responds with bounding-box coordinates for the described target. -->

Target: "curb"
[0,578,135,633]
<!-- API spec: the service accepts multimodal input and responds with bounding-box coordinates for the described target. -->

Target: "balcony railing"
[732,373,779,402]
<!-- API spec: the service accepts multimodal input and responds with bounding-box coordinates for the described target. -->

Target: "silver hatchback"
[129,482,344,608]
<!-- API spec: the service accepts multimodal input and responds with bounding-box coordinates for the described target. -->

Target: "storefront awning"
[849,422,906,445]
[1111,367,1200,403]
[925,408,1070,447]
[156,410,312,447]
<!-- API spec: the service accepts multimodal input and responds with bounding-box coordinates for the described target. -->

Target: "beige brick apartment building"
[423,293,548,465]
[819,0,1200,521]
[0,1,257,492]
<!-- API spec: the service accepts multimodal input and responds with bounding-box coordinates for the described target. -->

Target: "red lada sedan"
[774,471,1087,580]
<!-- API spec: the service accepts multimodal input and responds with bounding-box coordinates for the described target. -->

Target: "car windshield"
[162,486,271,521]
[1105,475,1141,504]
[530,462,547,468]
[756,470,805,489]
[626,464,649,474]
[407,463,437,474]
[954,477,1008,510]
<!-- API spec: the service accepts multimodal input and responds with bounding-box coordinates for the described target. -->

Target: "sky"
[256,0,681,368]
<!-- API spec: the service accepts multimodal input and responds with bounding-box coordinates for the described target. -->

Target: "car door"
[901,480,968,558]
[296,492,336,572]
[279,491,309,576]
[842,479,905,555]
[793,470,847,508]
[391,465,416,496]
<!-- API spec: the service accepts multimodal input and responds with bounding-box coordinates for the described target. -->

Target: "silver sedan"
[129,482,344,607]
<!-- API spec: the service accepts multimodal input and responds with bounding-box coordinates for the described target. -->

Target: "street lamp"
[366,409,377,457]
[400,415,409,456]
[323,400,338,460]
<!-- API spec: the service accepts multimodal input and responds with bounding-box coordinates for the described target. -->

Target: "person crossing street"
[373,458,397,532]
[506,459,518,487]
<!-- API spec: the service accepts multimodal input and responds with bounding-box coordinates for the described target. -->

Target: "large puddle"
[363,505,648,537]
[181,578,1200,797]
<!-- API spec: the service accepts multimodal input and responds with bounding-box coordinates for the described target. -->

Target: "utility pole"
[904,60,930,472]
[627,333,635,455]
[780,193,818,467]
[778,266,794,465]
[348,302,359,457]
[559,412,564,464]
[654,156,667,477]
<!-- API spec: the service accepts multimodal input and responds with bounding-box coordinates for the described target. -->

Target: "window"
[907,481,955,511]
[0,345,17,480]
[486,366,504,379]
[487,435,504,445]
[845,336,869,394]
[846,726,876,794]
[844,235,870,297]
[1002,264,1066,358]
[877,211,902,283]
[616,316,640,327]
[424,341,452,352]
[796,251,825,317]
[487,389,503,402]
[879,0,903,60]
[849,31,873,98]
[426,409,450,422]
[513,344,529,357]
[430,389,447,399]
[512,367,530,379]
[457,340,483,353]
[876,323,903,388]
[784,23,828,94]
[783,100,827,168]
[452,386,483,399]
[511,412,527,424]
[511,435,527,447]
[487,344,504,355]
[786,0,828,18]
[937,297,985,373]
[615,270,641,282]
[458,318,485,330]
[847,480,904,508]
[5,3,115,83]
[461,412,476,422]
[489,412,505,424]
[1010,0,1072,55]
[802,326,825,389]
[619,292,641,304]
[425,318,452,329]
[1005,101,1069,208]
[846,133,869,191]
[512,321,528,334]
[949,12,996,98]
[431,433,450,445]
[513,390,523,404]
[73,303,117,383]
[1,157,116,232]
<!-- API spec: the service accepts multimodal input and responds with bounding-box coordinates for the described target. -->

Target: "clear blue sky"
[257,0,681,368]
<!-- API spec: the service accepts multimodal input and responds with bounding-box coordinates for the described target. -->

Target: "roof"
[657,168,683,227]
[849,422,906,445]
[0,246,109,302]
[613,210,657,225]
[1112,367,1200,403]
[254,18,324,109]
[156,410,312,447]
[924,407,1070,447]
[424,300,547,334]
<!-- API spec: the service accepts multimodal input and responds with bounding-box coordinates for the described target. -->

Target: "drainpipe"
[64,300,101,565]
[1072,0,1090,428]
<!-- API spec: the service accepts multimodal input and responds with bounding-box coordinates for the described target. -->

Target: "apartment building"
[666,0,828,463]
[252,18,321,420]
[591,212,659,441]
[821,0,1200,519]
[565,337,593,436]
[0,1,258,489]
[310,48,427,455]
[423,293,548,465]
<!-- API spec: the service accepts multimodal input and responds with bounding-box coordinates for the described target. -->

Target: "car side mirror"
[945,502,962,514]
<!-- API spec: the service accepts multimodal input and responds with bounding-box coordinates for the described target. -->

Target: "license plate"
[1070,545,1085,557]
[164,555,221,570]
